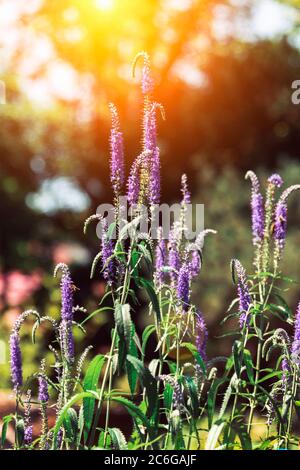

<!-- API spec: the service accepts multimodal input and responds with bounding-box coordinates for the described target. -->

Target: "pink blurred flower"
[0,270,42,307]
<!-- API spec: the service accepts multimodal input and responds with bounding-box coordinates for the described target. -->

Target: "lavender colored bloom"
[127,156,141,206]
[291,301,300,364]
[268,173,283,188]
[144,104,157,152]
[61,270,74,322]
[109,103,125,196]
[9,332,23,390]
[149,146,160,205]
[251,192,264,243]
[274,201,287,253]
[176,263,190,311]
[195,310,208,360]
[38,375,49,403]
[245,171,264,244]
[24,390,32,446]
[181,174,191,205]
[24,425,33,446]
[189,250,201,278]
[233,259,251,329]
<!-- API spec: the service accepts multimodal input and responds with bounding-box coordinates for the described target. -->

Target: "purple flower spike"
[38,376,49,403]
[177,263,190,311]
[268,173,283,188]
[189,250,201,278]
[9,332,23,390]
[101,219,116,285]
[245,171,264,245]
[127,156,141,206]
[181,174,191,205]
[292,301,300,364]
[232,259,251,329]
[274,201,287,253]
[149,147,160,205]
[133,52,154,95]
[195,310,208,360]
[61,270,74,322]
[24,425,33,446]
[109,103,125,196]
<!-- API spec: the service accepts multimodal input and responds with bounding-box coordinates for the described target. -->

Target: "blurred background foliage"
[1,0,300,388]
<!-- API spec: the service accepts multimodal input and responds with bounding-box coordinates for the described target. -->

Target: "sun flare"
[95,0,114,11]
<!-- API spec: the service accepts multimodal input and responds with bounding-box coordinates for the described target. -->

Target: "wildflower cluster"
[2,54,300,452]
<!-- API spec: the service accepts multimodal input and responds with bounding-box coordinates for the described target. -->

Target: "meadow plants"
[2,53,300,451]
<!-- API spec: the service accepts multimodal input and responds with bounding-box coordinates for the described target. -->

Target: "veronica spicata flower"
[177,263,190,311]
[232,259,251,329]
[109,103,125,197]
[9,331,23,390]
[54,264,75,362]
[245,171,264,245]
[273,185,300,259]
[291,301,300,364]
[195,310,208,360]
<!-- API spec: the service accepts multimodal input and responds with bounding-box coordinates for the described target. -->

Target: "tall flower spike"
[181,174,191,205]
[132,51,154,96]
[232,259,251,329]
[262,174,284,273]
[195,310,208,361]
[274,185,300,259]
[55,264,75,362]
[109,103,125,197]
[24,390,33,446]
[189,250,202,279]
[245,171,264,245]
[101,218,116,285]
[176,262,191,311]
[9,331,23,390]
[38,360,49,403]
[291,301,300,364]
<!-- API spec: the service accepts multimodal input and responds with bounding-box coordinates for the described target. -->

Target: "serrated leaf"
[108,427,127,450]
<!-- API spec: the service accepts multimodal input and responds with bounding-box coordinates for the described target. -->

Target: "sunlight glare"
[95,0,114,11]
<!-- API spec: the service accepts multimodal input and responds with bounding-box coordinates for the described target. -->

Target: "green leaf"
[126,355,158,418]
[1,415,13,448]
[163,383,173,411]
[233,340,241,377]
[244,349,254,384]
[53,391,99,449]
[139,278,161,322]
[110,396,152,432]
[114,302,133,370]
[126,325,139,396]
[108,427,127,450]
[181,342,206,373]
[207,378,225,428]
[16,418,25,448]
[63,408,78,443]
[184,376,199,419]
[205,419,226,450]
[142,324,156,355]
[83,354,106,443]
